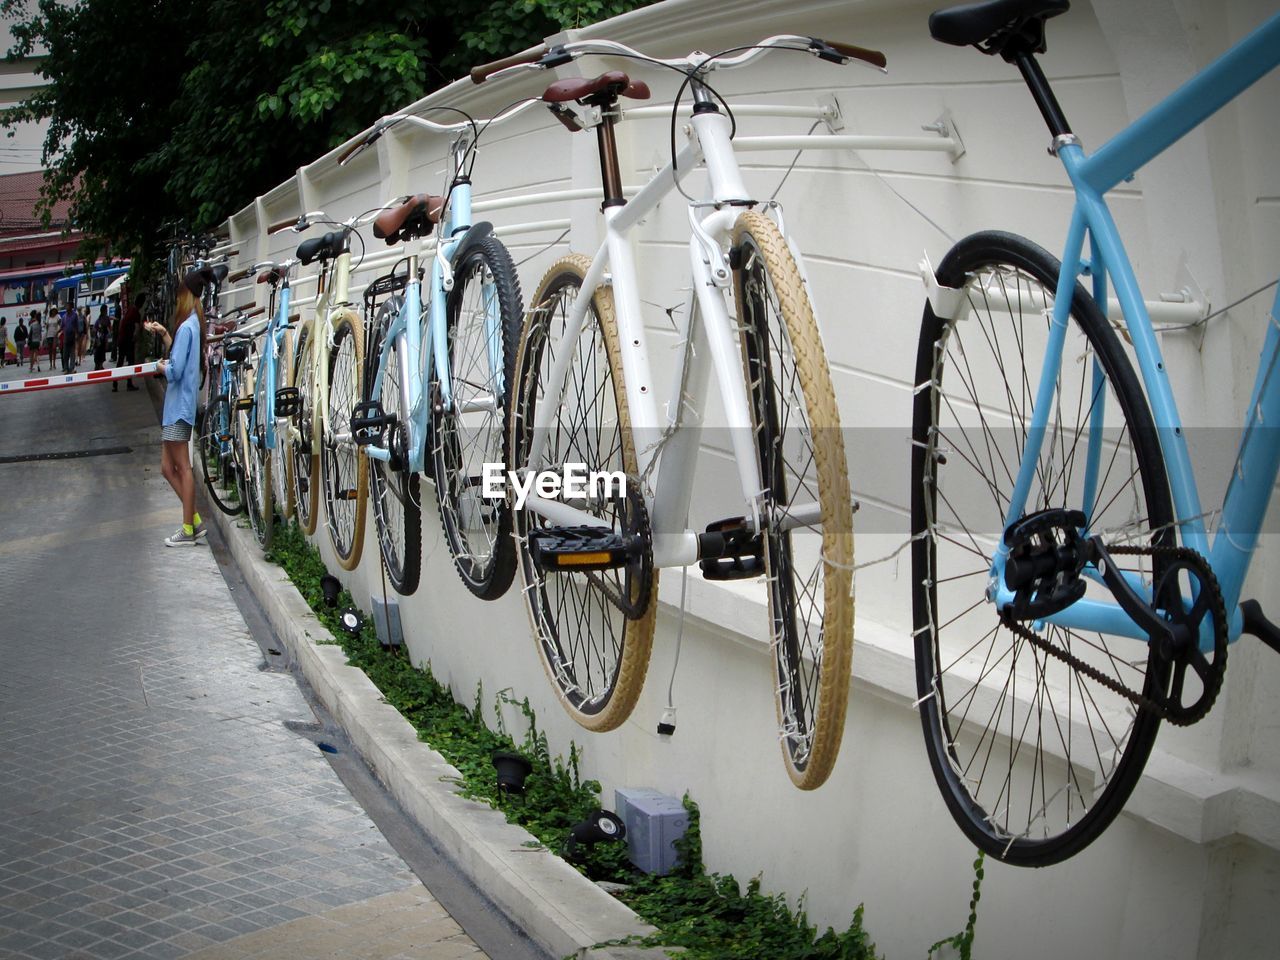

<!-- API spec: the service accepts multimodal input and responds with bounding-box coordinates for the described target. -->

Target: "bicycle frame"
[249,277,291,455]
[292,249,352,459]
[987,12,1280,647]
[520,91,791,570]
[364,136,489,475]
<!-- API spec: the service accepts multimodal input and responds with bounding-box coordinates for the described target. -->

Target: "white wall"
[219,1,1280,956]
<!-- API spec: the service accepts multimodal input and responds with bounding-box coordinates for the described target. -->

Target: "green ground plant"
[265,522,981,958]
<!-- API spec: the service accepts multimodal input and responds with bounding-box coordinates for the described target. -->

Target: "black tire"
[242,348,274,551]
[290,324,319,535]
[322,311,366,570]
[732,212,854,791]
[431,234,523,600]
[366,295,422,595]
[509,255,656,732]
[198,392,244,516]
[910,231,1173,865]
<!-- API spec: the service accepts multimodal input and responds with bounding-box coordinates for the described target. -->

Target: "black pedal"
[699,517,765,581]
[1241,599,1280,656]
[274,387,301,417]
[1003,508,1091,620]
[234,395,255,412]
[528,526,641,572]
[350,400,393,445]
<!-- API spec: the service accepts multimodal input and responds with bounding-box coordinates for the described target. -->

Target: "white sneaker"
[164,528,200,547]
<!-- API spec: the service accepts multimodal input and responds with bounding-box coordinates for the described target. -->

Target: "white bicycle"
[473,33,884,789]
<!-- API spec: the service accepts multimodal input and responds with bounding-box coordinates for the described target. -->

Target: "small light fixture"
[320,574,342,607]
[491,751,533,794]
[339,607,363,636]
[562,809,626,862]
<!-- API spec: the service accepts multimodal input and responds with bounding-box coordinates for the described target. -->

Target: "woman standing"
[145,271,207,546]
[92,306,111,372]
[27,311,42,371]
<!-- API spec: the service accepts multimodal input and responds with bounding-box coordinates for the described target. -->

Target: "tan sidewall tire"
[328,310,366,570]
[733,211,854,790]
[273,330,295,523]
[512,254,656,732]
[292,324,320,535]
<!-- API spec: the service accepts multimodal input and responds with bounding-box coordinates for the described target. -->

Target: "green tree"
[1,0,654,270]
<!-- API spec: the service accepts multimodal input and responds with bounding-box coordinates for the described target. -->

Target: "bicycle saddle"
[209,263,229,285]
[543,71,651,106]
[373,194,444,245]
[930,0,1068,56]
[296,231,347,266]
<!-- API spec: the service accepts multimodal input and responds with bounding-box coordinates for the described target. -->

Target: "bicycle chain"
[1001,544,1227,724]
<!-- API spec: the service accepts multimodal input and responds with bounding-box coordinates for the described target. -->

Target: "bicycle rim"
[367,295,421,595]
[322,311,366,569]
[733,211,854,791]
[910,230,1172,865]
[291,325,319,535]
[433,235,523,600]
[510,255,656,732]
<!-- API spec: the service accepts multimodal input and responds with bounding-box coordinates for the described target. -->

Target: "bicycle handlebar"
[470,34,886,85]
[470,43,550,83]
[227,268,252,283]
[267,218,299,234]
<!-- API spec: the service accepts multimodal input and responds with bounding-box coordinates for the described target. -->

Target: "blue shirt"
[162,313,200,426]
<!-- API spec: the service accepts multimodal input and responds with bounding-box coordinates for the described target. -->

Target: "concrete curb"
[207,506,669,960]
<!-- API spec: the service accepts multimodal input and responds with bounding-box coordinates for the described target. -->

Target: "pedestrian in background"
[0,317,9,366]
[61,305,77,373]
[92,306,111,372]
[28,311,43,371]
[14,316,28,366]
[41,308,56,370]
[114,293,143,392]
[145,271,207,546]
[77,306,90,365]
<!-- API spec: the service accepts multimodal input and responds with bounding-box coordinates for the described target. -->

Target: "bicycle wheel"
[432,234,523,600]
[241,351,274,550]
[197,391,243,516]
[911,230,1173,865]
[270,334,294,525]
[291,324,320,535]
[510,254,656,732]
[322,310,366,570]
[365,296,422,595]
[731,211,854,791]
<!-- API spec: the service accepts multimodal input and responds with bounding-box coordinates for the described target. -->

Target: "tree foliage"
[0,0,652,268]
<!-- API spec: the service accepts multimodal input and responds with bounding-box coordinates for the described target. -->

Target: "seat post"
[1013,53,1073,139]
[596,107,625,209]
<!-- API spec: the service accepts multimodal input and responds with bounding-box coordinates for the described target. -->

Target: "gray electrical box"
[615,788,689,875]
[371,596,404,648]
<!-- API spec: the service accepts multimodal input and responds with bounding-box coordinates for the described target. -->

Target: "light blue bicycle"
[911,0,1280,864]
[343,108,526,598]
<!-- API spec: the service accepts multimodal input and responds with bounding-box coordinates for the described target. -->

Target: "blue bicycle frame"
[989,12,1280,649]
[365,136,502,474]
[250,276,292,455]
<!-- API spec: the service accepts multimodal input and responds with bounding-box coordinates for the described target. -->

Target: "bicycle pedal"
[1003,508,1091,620]
[233,395,255,412]
[350,400,393,445]
[335,488,359,501]
[528,525,642,572]
[275,387,301,417]
[698,517,765,581]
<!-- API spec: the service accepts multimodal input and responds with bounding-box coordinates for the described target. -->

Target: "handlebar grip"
[228,268,252,283]
[337,138,367,165]
[244,306,266,319]
[470,44,548,83]
[267,218,297,234]
[223,248,240,257]
[826,39,887,69]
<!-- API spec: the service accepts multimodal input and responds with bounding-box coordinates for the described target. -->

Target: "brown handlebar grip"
[827,40,887,69]
[267,218,298,234]
[223,248,239,257]
[337,139,365,165]
[470,44,548,83]
[287,313,301,324]
[244,306,266,319]
[228,268,252,283]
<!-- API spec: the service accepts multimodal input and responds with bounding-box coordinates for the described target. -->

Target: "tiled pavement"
[0,364,489,958]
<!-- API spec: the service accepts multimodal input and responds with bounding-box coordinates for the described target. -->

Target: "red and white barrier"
[0,362,160,395]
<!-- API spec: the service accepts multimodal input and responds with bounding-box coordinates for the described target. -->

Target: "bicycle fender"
[448,221,495,270]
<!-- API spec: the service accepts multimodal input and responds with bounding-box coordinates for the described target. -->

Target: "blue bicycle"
[912,0,1280,864]
[343,108,526,598]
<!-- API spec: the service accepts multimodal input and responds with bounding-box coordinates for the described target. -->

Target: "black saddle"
[930,0,1069,58]
[296,231,348,265]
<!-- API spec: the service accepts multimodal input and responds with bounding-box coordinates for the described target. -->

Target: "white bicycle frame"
[521,74,803,570]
